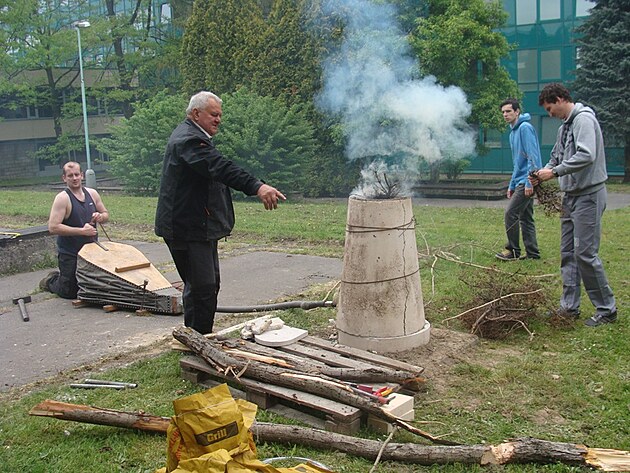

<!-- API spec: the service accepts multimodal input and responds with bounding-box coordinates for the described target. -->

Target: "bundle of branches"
[451,270,552,340]
[372,170,400,199]
[530,172,563,216]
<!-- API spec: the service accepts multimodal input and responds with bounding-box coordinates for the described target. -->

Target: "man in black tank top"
[40,162,109,299]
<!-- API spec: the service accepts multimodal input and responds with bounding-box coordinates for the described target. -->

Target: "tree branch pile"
[447,270,553,339]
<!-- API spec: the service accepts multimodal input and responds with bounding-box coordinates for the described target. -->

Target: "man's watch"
[552,168,559,177]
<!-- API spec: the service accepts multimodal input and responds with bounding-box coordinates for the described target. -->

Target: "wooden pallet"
[179,336,424,434]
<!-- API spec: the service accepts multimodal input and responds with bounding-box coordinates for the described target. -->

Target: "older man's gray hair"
[186,91,222,116]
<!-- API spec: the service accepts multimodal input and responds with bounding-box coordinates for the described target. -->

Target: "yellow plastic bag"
[158,383,336,473]
[165,384,257,472]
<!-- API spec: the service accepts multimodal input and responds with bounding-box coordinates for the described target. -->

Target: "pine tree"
[573,0,630,181]
[180,0,266,95]
[252,0,321,105]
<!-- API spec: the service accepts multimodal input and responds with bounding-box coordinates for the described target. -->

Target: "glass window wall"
[516,0,537,25]
[541,116,562,146]
[517,49,538,84]
[540,50,561,79]
[540,0,561,21]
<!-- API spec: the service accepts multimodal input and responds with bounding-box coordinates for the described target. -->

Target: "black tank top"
[57,188,98,256]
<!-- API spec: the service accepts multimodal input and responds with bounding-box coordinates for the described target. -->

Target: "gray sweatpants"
[560,187,616,315]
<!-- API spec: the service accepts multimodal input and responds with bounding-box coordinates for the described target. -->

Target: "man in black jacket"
[155,91,285,334]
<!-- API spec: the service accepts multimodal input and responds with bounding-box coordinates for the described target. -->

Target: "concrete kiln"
[337,195,430,352]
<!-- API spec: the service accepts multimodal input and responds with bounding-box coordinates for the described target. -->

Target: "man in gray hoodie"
[530,83,617,327]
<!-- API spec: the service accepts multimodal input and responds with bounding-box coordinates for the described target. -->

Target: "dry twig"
[369,426,398,473]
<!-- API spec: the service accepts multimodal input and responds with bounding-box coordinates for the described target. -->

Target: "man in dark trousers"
[530,83,617,327]
[41,161,109,299]
[496,98,542,261]
[155,91,285,334]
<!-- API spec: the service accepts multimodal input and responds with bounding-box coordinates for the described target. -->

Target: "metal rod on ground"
[69,383,127,390]
[84,379,138,388]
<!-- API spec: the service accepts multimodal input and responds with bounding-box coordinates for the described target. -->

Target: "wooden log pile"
[172,326,449,444]
[29,400,630,471]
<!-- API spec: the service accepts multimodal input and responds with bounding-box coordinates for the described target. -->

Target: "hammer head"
[13,296,32,304]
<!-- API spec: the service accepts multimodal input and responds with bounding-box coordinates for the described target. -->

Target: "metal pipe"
[215,300,335,313]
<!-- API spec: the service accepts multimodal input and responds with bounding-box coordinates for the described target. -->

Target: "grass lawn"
[0,190,628,472]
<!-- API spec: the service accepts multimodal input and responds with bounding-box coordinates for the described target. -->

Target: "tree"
[180,0,266,95]
[0,0,183,166]
[97,91,187,195]
[572,0,630,182]
[251,0,321,105]
[0,0,89,142]
[214,88,318,193]
[97,0,185,116]
[411,0,519,133]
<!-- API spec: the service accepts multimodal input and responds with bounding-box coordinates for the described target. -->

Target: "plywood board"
[78,241,172,291]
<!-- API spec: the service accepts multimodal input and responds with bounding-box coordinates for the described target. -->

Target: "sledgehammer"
[12,296,31,322]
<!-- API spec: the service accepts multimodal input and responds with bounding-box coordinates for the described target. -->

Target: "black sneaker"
[495,249,519,261]
[584,312,617,327]
[519,254,541,260]
[39,270,58,292]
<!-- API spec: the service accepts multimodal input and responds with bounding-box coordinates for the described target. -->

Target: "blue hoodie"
[509,113,542,191]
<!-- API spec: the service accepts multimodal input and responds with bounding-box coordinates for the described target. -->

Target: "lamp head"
[72,20,91,28]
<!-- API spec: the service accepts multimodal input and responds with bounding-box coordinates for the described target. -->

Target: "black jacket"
[155,118,262,241]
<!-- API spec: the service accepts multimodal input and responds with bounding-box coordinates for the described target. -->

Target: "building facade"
[0,0,624,180]
[0,0,176,180]
[468,0,625,176]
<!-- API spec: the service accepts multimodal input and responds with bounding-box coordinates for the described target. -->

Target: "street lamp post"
[72,20,96,189]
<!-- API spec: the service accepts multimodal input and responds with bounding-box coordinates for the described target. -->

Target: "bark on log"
[173,326,449,444]
[29,399,170,432]
[223,339,425,388]
[29,400,630,471]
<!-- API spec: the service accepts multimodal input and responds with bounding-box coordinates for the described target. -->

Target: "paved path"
[0,244,342,392]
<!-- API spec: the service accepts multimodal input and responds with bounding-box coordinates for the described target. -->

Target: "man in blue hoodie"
[531,83,617,327]
[496,98,542,261]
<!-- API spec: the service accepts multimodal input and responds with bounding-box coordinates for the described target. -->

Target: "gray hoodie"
[546,103,608,196]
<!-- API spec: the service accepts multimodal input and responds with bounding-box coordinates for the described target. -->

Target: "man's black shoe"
[39,270,58,292]
[519,254,541,260]
[584,312,617,327]
[495,249,519,261]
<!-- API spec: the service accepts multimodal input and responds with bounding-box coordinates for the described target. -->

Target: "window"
[516,0,537,25]
[540,50,561,79]
[484,128,502,148]
[540,0,561,21]
[541,116,562,146]
[517,49,538,84]
[160,3,172,22]
[575,0,594,17]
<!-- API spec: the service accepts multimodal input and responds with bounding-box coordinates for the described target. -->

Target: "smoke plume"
[316,0,476,198]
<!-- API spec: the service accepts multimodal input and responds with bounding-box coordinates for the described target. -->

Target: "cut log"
[173,326,450,444]
[29,399,170,433]
[29,401,630,471]
[222,339,425,388]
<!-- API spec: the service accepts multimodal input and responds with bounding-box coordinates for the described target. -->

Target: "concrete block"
[382,393,414,418]
[367,409,414,434]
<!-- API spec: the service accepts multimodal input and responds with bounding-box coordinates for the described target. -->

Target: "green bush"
[215,88,318,193]
[98,91,187,195]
